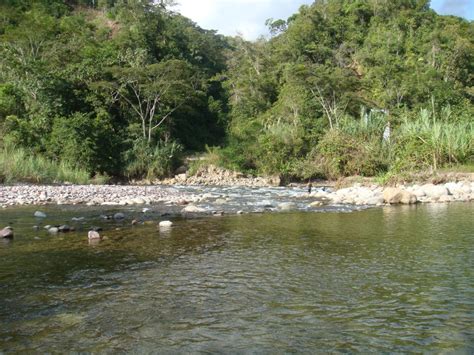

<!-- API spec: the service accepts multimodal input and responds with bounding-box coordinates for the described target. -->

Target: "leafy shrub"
[48,111,121,175]
[313,129,388,179]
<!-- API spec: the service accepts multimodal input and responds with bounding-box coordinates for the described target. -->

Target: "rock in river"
[278,202,296,211]
[88,230,101,240]
[159,220,173,228]
[181,205,206,213]
[114,212,125,220]
[0,227,14,239]
[34,211,47,218]
[58,225,71,232]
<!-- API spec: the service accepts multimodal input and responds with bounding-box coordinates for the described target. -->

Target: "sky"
[174,0,474,40]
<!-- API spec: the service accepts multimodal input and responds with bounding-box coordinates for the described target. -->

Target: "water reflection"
[0,203,473,352]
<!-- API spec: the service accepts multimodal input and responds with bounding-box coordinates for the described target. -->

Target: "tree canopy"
[0,0,472,181]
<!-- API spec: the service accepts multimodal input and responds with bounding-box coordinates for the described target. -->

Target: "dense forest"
[0,0,473,183]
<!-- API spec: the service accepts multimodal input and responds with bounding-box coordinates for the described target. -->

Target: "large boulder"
[383,188,403,204]
[421,184,449,200]
[445,182,471,197]
[364,195,385,206]
[383,188,417,204]
[399,190,417,204]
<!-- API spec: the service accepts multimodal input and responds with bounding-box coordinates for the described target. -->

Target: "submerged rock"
[48,227,59,234]
[0,227,14,239]
[159,220,173,228]
[34,211,47,218]
[113,212,125,220]
[58,225,71,232]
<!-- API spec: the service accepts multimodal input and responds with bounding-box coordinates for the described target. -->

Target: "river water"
[0,192,473,352]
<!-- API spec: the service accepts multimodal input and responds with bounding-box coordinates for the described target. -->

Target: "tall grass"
[0,145,101,184]
[124,139,183,180]
[397,107,473,171]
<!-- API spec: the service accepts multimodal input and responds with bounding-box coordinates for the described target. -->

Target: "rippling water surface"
[0,199,473,352]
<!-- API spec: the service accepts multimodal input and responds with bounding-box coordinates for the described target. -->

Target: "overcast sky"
[174,0,474,40]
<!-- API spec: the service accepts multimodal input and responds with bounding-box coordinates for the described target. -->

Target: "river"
[0,193,473,352]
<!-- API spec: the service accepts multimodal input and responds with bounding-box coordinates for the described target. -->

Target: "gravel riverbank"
[0,185,197,207]
[0,180,472,210]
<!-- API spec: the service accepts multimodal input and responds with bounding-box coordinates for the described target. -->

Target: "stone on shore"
[421,184,450,200]
[383,188,417,204]
[399,190,417,204]
[383,188,403,204]
[364,195,385,206]
[0,227,14,239]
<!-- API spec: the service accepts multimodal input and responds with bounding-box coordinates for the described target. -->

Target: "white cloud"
[174,0,313,40]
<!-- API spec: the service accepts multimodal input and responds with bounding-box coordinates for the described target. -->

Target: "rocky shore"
[309,181,474,206]
[159,164,282,187]
[0,180,472,210]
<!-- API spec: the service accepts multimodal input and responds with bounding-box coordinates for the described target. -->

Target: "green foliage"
[0,0,229,181]
[48,111,121,174]
[220,0,473,180]
[314,129,388,179]
[0,0,472,183]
